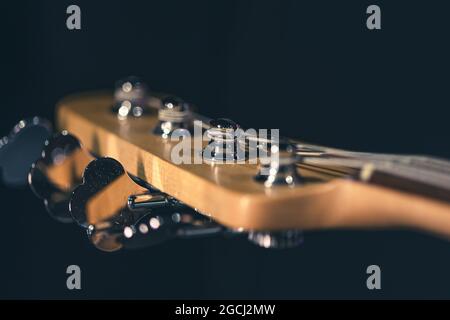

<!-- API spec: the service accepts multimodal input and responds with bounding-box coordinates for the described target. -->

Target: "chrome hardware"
[28,131,93,223]
[128,193,171,210]
[255,142,302,187]
[152,96,192,138]
[203,118,246,163]
[120,208,223,250]
[87,209,224,252]
[248,230,304,249]
[0,113,310,252]
[69,157,144,227]
[112,76,150,119]
[0,117,52,187]
[69,157,224,251]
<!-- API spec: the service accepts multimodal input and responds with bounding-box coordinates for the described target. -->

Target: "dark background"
[1,0,450,299]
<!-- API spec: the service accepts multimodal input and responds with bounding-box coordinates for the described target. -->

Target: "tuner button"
[112,76,149,119]
[0,117,52,187]
[248,230,304,249]
[69,157,148,227]
[28,131,93,223]
[152,96,192,138]
[203,118,245,163]
[254,142,302,187]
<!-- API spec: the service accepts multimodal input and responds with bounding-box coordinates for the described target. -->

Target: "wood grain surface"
[56,91,450,237]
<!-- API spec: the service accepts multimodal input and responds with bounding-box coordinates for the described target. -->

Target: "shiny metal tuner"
[28,131,93,223]
[152,96,192,138]
[203,118,246,163]
[120,208,223,250]
[70,157,224,252]
[255,142,302,187]
[248,230,304,249]
[112,76,150,119]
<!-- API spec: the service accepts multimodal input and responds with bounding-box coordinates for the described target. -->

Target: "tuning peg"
[69,157,150,228]
[247,230,304,249]
[28,131,94,223]
[152,96,192,138]
[112,76,150,119]
[88,205,224,252]
[254,142,303,187]
[0,117,52,187]
[122,208,223,250]
[70,157,225,251]
[70,157,162,252]
[203,118,246,163]
[69,157,150,251]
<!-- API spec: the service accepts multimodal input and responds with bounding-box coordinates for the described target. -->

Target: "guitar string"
[190,111,450,187]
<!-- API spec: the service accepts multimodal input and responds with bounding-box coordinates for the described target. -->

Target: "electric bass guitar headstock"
[2,76,450,251]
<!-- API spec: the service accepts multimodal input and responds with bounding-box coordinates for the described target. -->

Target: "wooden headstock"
[56,90,450,239]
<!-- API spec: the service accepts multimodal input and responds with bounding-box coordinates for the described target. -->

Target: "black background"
[1,0,450,299]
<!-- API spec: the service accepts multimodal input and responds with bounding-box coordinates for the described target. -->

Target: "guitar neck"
[299,147,450,203]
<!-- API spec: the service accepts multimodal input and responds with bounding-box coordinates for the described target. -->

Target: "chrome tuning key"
[122,208,223,249]
[88,208,224,252]
[248,230,304,249]
[112,76,150,119]
[69,157,150,229]
[203,118,246,163]
[0,117,52,187]
[153,96,193,138]
[251,144,306,248]
[28,131,94,223]
[70,157,224,252]
[255,142,303,187]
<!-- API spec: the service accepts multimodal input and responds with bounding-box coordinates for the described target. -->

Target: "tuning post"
[112,76,150,119]
[121,208,224,250]
[88,209,224,252]
[255,142,303,187]
[203,118,246,163]
[247,230,304,249]
[152,96,192,138]
[128,193,169,210]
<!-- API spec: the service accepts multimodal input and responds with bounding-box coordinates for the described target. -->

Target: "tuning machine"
[89,204,224,252]
[247,230,304,249]
[70,157,225,252]
[112,76,151,119]
[0,117,52,187]
[203,118,247,163]
[27,131,95,223]
[255,142,303,187]
[152,96,193,138]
